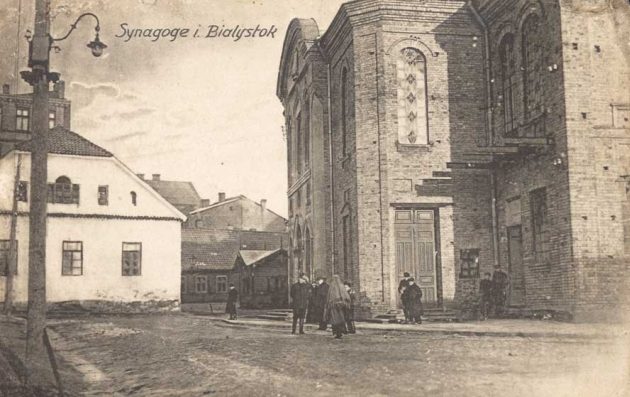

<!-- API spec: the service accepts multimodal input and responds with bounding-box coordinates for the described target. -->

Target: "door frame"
[506,224,524,305]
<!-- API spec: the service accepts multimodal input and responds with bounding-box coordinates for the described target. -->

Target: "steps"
[256,309,292,321]
[369,308,458,323]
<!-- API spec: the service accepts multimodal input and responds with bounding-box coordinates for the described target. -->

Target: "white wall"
[0,216,181,303]
[0,151,185,219]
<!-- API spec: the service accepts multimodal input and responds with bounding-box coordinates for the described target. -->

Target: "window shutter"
[72,184,80,204]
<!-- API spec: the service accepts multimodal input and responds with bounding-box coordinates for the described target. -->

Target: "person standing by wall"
[402,278,423,324]
[479,272,493,320]
[290,276,311,335]
[226,284,239,320]
[306,281,319,324]
[316,277,330,330]
[398,272,411,323]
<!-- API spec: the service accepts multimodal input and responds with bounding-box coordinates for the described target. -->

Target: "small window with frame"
[195,275,208,294]
[98,185,109,206]
[216,275,228,293]
[62,241,83,276]
[459,249,480,278]
[17,181,28,202]
[122,242,142,276]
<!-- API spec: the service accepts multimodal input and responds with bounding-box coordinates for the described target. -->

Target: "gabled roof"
[14,126,113,158]
[238,249,281,266]
[144,179,201,211]
[188,195,243,215]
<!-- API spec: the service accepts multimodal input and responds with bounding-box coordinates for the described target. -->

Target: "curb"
[219,318,619,340]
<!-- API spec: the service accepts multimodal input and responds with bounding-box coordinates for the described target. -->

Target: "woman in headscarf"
[325,275,351,339]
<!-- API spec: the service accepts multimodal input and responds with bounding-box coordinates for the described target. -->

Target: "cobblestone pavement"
[21,314,630,396]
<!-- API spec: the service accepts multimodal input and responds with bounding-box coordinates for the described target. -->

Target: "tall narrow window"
[342,215,352,281]
[17,181,28,202]
[530,188,548,258]
[122,242,142,276]
[499,34,516,135]
[48,111,56,129]
[62,241,83,276]
[397,48,428,145]
[296,113,302,175]
[98,185,109,206]
[0,240,18,276]
[130,191,137,206]
[522,14,544,123]
[304,100,310,169]
[16,108,29,131]
[341,68,348,156]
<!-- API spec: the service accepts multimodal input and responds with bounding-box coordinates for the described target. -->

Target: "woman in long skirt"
[325,275,351,339]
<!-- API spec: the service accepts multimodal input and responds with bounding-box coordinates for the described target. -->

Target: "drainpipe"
[469,1,500,267]
[326,61,336,276]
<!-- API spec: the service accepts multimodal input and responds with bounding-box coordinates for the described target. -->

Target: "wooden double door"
[395,209,438,304]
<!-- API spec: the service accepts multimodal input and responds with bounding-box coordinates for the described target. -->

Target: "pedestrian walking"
[226,284,238,320]
[344,282,356,334]
[316,277,330,330]
[491,265,509,317]
[479,272,493,320]
[398,272,411,323]
[290,275,311,335]
[401,278,423,324]
[325,275,351,339]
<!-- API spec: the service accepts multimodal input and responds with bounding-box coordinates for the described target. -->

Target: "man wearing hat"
[491,265,509,317]
[290,273,311,334]
[398,272,412,323]
[401,277,423,324]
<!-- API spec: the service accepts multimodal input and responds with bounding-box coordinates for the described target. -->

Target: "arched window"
[341,67,348,156]
[130,191,137,206]
[49,176,79,204]
[499,34,516,135]
[397,48,428,145]
[522,14,544,122]
[294,224,303,275]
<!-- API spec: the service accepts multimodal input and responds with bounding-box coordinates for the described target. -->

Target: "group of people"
[478,265,510,320]
[290,274,355,339]
[397,272,424,324]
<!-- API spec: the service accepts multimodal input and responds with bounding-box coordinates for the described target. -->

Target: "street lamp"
[20,1,105,384]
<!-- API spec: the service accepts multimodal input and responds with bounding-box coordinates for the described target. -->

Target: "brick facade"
[278,0,629,321]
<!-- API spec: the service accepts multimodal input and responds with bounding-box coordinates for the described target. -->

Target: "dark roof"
[182,229,241,272]
[188,195,243,215]
[145,179,201,211]
[181,228,288,272]
[15,126,113,158]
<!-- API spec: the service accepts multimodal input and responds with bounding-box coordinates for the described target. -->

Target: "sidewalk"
[218,316,629,339]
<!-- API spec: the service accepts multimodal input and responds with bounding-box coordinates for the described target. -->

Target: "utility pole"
[24,0,51,377]
[18,0,105,384]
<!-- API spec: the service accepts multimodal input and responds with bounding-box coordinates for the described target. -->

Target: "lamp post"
[20,0,105,381]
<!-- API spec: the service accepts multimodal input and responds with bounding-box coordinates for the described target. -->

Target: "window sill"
[396,142,431,152]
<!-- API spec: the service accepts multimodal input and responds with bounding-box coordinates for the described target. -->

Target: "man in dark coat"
[226,284,238,320]
[290,276,311,334]
[491,265,509,317]
[401,278,423,324]
[306,282,319,324]
[479,272,493,320]
[316,277,329,330]
[398,272,411,322]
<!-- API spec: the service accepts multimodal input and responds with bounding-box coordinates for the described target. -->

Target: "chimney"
[152,174,161,181]
[260,199,267,212]
[136,173,145,180]
[53,81,65,99]
[218,192,226,202]
[200,199,210,207]
[2,84,9,95]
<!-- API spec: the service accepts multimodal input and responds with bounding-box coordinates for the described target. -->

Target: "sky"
[0,0,348,217]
